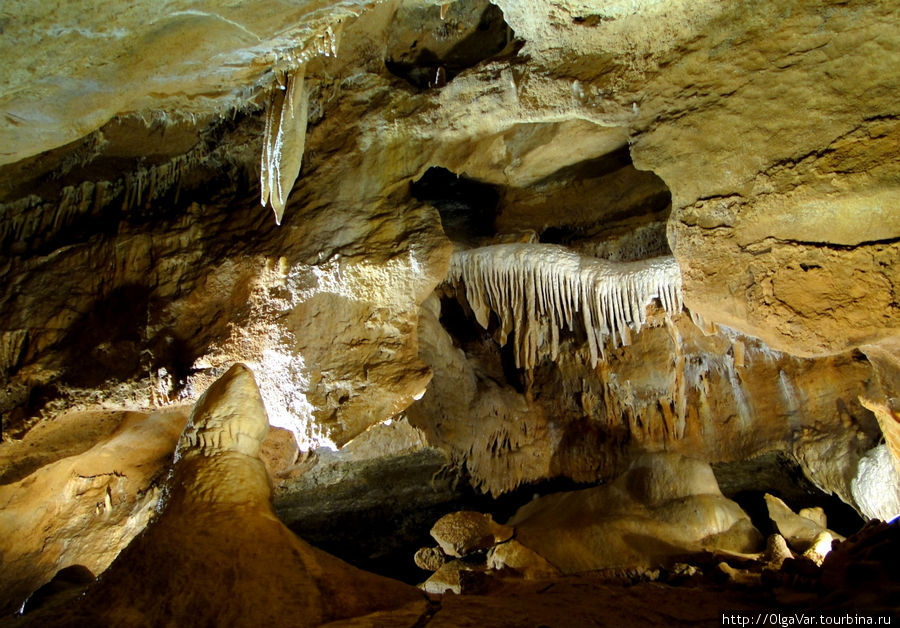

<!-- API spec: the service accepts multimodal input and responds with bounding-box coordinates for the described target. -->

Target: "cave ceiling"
[0,0,899,620]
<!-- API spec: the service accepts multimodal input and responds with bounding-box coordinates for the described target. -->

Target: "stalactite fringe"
[448,244,684,370]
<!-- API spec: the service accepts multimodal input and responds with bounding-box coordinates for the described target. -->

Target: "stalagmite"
[448,244,683,370]
[260,66,308,225]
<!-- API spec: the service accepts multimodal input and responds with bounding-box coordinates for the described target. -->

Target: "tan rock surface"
[625,3,900,358]
[763,534,793,570]
[501,453,763,574]
[15,363,424,626]
[0,2,896,617]
[0,407,188,615]
[410,292,880,501]
[422,560,488,595]
[430,510,514,558]
[414,546,447,572]
[764,493,843,553]
[486,539,560,579]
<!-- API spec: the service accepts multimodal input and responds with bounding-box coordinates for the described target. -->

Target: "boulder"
[501,453,763,574]
[414,546,448,572]
[421,561,488,596]
[430,511,514,558]
[763,534,793,570]
[764,494,843,553]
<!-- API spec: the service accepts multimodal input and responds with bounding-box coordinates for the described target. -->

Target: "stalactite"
[260,66,308,225]
[665,317,687,440]
[0,330,28,378]
[0,141,212,251]
[448,244,683,370]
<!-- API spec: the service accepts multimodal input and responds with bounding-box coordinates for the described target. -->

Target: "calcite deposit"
[0,0,898,624]
[490,453,763,575]
[13,364,424,626]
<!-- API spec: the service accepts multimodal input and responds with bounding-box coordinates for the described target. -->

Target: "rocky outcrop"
[410,290,881,502]
[430,511,513,558]
[851,445,900,522]
[0,1,897,619]
[490,453,763,575]
[0,408,188,615]
[15,364,424,626]
[764,494,843,554]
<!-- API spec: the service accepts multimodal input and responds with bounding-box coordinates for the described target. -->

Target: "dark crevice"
[411,167,499,242]
[713,453,865,537]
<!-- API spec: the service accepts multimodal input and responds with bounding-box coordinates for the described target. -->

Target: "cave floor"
[329,576,848,628]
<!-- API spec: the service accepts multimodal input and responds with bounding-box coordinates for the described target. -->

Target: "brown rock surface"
[430,510,514,558]
[13,363,424,626]
[763,534,793,570]
[0,0,897,620]
[500,453,763,574]
[421,560,489,596]
[414,546,448,572]
[411,291,880,502]
[0,407,188,615]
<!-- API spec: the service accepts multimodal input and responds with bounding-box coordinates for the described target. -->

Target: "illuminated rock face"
[0,0,898,617]
[16,364,423,626]
[491,453,763,574]
[0,408,188,615]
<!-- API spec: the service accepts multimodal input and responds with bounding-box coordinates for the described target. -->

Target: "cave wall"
[0,0,898,612]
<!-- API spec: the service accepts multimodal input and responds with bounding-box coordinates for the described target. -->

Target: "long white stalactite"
[448,244,683,370]
[260,66,308,225]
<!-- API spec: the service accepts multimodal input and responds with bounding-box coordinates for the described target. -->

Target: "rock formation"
[13,364,424,626]
[490,453,763,575]
[0,0,898,623]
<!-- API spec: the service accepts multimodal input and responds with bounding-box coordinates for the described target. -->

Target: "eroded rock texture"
[14,364,424,626]
[0,0,898,623]
[492,453,763,575]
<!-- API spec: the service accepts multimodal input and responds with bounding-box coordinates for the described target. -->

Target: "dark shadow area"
[714,452,865,537]
[385,1,519,90]
[276,450,597,585]
[493,145,672,261]
[59,285,151,388]
[0,111,257,260]
[411,167,499,242]
[18,565,94,617]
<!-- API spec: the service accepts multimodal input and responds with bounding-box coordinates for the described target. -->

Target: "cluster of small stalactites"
[448,243,683,370]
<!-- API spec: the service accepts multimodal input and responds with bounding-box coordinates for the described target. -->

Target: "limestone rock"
[421,560,488,596]
[801,531,835,567]
[411,288,879,499]
[16,364,424,626]
[430,510,514,558]
[764,494,843,553]
[487,539,560,579]
[0,408,188,615]
[629,4,900,358]
[763,534,793,570]
[798,507,827,529]
[177,363,271,458]
[503,453,763,574]
[415,546,448,572]
[0,2,897,617]
[851,444,900,522]
[717,562,762,587]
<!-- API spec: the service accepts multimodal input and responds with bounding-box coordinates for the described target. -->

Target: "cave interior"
[0,0,899,625]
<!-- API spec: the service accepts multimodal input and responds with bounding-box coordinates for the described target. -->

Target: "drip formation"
[449,244,684,370]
